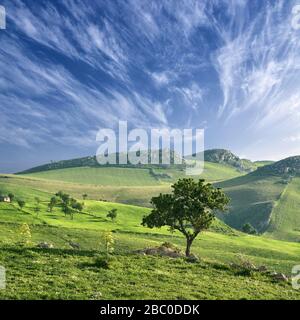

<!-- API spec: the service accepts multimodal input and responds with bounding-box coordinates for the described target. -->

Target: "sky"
[1,0,300,172]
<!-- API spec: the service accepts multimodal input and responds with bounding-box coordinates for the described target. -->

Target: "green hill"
[1,174,300,299]
[265,177,300,241]
[217,174,285,233]
[256,156,300,176]
[19,161,244,186]
[217,156,300,242]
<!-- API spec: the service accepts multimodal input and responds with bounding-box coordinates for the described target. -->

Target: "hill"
[18,161,244,188]
[217,155,300,242]
[203,149,256,172]
[265,177,300,242]
[18,149,259,175]
[1,174,300,299]
[255,156,300,176]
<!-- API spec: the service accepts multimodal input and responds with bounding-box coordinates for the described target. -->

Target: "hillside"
[255,156,300,176]
[1,174,300,299]
[265,177,300,242]
[217,155,300,241]
[19,161,244,187]
[18,149,258,175]
[203,149,257,172]
[217,174,285,233]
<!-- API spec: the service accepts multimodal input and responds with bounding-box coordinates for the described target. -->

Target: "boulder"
[69,241,80,249]
[271,272,289,282]
[258,265,268,272]
[37,242,54,249]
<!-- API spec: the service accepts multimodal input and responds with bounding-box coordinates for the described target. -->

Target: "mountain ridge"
[18,148,258,174]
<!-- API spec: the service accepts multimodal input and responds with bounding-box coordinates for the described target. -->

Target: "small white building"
[0,196,11,203]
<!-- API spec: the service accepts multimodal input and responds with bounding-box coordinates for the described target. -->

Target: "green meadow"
[1,171,300,299]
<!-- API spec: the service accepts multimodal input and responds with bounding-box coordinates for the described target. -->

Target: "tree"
[142,179,230,257]
[34,205,40,217]
[242,223,257,235]
[82,194,88,200]
[107,208,117,221]
[34,197,41,205]
[17,199,26,210]
[62,202,71,217]
[8,193,15,202]
[48,196,58,212]
[72,201,83,212]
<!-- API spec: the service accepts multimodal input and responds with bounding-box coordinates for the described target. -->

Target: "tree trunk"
[185,238,193,257]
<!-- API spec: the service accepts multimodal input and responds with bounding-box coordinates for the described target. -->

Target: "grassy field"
[1,199,300,299]
[0,175,300,299]
[217,173,286,232]
[1,170,300,299]
[21,161,243,186]
[0,174,170,207]
[266,177,300,242]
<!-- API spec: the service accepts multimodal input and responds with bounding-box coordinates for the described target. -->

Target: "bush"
[242,223,257,235]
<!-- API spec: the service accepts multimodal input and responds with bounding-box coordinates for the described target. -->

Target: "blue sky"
[1,0,300,172]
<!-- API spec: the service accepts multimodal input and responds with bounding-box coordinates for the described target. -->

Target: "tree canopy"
[142,178,230,256]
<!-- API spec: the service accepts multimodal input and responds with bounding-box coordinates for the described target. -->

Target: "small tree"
[18,223,32,246]
[34,197,41,205]
[72,202,83,212]
[107,208,117,221]
[82,194,88,200]
[8,193,15,202]
[48,196,58,212]
[34,205,40,217]
[17,199,26,210]
[242,223,257,235]
[142,179,230,257]
[62,202,71,217]
[103,231,115,259]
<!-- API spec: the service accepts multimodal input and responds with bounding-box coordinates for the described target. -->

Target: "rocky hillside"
[255,156,300,176]
[18,148,257,174]
[203,149,255,172]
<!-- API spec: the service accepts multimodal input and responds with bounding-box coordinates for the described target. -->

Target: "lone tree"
[17,199,26,210]
[142,178,230,257]
[107,208,118,221]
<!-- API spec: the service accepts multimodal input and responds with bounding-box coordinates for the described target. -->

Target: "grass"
[266,177,300,241]
[217,174,286,232]
[21,161,243,186]
[0,194,300,299]
[1,172,300,299]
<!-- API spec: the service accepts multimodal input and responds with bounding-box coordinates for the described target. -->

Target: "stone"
[37,242,54,249]
[272,272,289,282]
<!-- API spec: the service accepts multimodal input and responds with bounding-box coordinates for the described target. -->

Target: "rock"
[134,244,184,258]
[258,265,268,272]
[271,272,289,282]
[69,241,80,249]
[37,242,54,249]
[186,254,200,263]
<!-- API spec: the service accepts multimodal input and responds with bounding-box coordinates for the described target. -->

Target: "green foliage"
[48,196,58,212]
[102,231,115,258]
[242,223,257,235]
[34,197,41,205]
[142,178,230,256]
[107,208,117,221]
[8,193,15,202]
[17,199,25,209]
[18,223,32,245]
